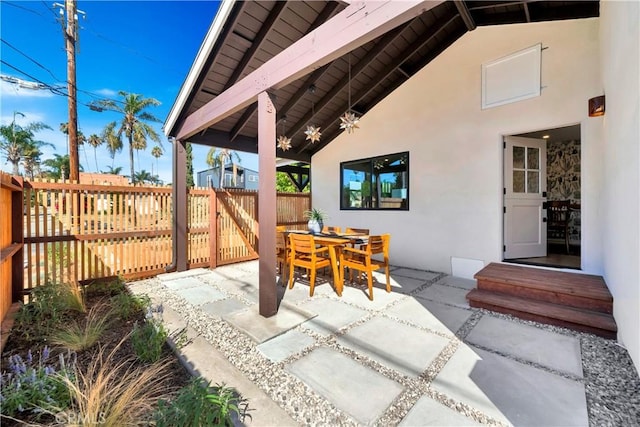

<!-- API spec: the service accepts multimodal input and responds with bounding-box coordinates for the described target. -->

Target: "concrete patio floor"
[129,261,640,426]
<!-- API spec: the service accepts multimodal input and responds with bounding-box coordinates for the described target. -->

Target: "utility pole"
[54,1,85,182]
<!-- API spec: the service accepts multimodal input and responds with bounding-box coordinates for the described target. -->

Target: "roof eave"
[164,0,237,138]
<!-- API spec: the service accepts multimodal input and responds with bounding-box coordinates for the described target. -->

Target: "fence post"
[11,176,24,303]
[209,188,218,269]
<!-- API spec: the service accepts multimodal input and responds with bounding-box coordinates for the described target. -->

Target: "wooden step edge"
[466,289,618,332]
[474,279,613,314]
[474,274,613,302]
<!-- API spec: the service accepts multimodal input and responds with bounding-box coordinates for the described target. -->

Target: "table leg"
[328,245,342,296]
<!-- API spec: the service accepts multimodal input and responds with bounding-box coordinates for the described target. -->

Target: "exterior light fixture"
[588,95,605,117]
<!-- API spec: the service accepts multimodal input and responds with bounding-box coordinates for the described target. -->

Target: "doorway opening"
[503,124,581,270]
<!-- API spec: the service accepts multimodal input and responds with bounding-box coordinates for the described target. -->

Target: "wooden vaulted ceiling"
[166,0,599,163]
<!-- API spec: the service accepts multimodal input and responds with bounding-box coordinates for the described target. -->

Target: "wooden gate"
[215,190,259,266]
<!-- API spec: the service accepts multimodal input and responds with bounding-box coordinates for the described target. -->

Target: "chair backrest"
[366,234,390,256]
[345,227,369,235]
[289,233,315,255]
[276,231,287,251]
[547,200,570,226]
[322,226,341,234]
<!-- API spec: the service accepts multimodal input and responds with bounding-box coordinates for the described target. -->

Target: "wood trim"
[0,243,21,263]
[176,1,443,140]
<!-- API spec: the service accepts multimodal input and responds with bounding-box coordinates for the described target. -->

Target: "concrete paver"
[391,268,441,282]
[414,283,470,308]
[399,396,481,426]
[387,298,472,336]
[137,261,605,426]
[431,345,588,426]
[257,329,315,363]
[286,347,404,425]
[174,284,227,306]
[223,301,317,343]
[201,298,248,318]
[466,315,584,377]
[336,316,450,378]
[298,298,367,336]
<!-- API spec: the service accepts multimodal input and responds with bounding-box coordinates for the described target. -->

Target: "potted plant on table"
[304,208,326,235]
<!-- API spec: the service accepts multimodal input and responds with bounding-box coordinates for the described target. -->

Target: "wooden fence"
[1,173,23,323]
[17,179,309,297]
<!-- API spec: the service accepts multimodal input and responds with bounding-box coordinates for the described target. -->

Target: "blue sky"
[1,0,258,183]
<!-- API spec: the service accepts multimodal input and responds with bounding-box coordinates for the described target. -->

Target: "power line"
[3,1,43,16]
[1,38,63,83]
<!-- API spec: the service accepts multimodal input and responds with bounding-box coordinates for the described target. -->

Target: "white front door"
[504,136,547,259]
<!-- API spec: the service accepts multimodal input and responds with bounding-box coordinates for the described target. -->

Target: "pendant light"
[276,116,292,151]
[304,85,322,143]
[340,53,360,134]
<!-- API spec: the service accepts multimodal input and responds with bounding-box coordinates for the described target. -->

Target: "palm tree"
[103,165,124,175]
[151,145,163,176]
[87,134,103,172]
[206,148,241,188]
[133,169,152,185]
[22,142,45,179]
[42,154,82,180]
[0,112,52,175]
[60,122,89,172]
[91,92,161,182]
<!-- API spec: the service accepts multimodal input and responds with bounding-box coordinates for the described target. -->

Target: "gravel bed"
[129,268,640,427]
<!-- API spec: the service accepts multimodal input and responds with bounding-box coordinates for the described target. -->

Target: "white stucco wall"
[600,0,640,372]
[312,18,603,275]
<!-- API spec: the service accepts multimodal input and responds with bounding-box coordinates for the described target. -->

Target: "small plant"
[49,305,113,352]
[154,377,249,427]
[0,346,74,418]
[303,207,326,221]
[15,282,86,339]
[131,318,168,363]
[84,277,126,296]
[60,337,172,426]
[110,292,150,320]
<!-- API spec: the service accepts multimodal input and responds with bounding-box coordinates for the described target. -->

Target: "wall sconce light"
[588,95,605,117]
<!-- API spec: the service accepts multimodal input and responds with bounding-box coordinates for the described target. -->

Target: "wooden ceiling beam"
[223,2,288,91]
[228,2,341,142]
[287,22,408,139]
[175,0,444,141]
[454,0,476,31]
[299,10,457,154]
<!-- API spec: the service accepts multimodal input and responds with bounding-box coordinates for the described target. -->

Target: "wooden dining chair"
[340,234,391,301]
[322,226,341,234]
[288,233,331,296]
[276,230,290,280]
[345,227,369,235]
[547,200,571,254]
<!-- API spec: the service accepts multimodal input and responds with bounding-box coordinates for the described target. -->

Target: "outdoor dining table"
[286,230,368,296]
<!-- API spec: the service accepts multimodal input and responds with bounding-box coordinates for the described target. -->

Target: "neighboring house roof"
[165,0,598,162]
[198,164,257,175]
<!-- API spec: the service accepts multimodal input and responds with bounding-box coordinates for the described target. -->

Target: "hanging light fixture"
[276,115,292,151]
[340,53,360,134]
[304,85,322,143]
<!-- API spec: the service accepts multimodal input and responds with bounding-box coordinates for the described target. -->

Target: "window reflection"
[341,152,409,210]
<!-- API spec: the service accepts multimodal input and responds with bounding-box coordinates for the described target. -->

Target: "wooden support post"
[174,139,188,271]
[209,188,218,269]
[258,92,277,317]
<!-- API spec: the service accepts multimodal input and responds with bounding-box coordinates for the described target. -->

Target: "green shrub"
[49,305,113,352]
[131,319,167,363]
[154,377,249,427]
[110,292,150,320]
[16,282,85,338]
[0,346,74,418]
[84,278,126,296]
